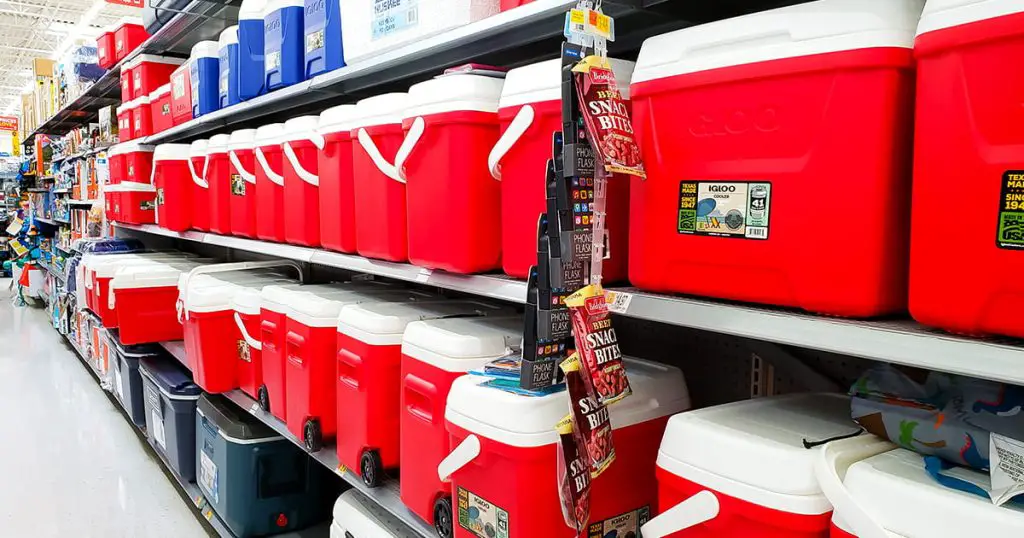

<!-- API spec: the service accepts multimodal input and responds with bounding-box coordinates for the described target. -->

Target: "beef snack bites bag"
[557,414,591,534]
[573,56,645,179]
[566,284,631,405]
[562,353,615,478]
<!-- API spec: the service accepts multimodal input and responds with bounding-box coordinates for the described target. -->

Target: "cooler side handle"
[283,142,319,186]
[392,116,424,182]
[438,434,481,483]
[487,104,534,181]
[233,312,263,351]
[356,128,404,184]
[814,438,895,538]
[403,373,438,425]
[639,490,720,538]
[255,147,285,186]
[229,150,257,184]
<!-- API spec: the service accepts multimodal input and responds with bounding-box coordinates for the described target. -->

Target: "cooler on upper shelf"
[170,63,193,125]
[114,17,148,63]
[141,356,202,482]
[219,26,241,109]
[98,25,116,69]
[262,0,305,91]
[399,74,504,274]
[206,134,233,235]
[110,332,164,428]
[131,96,154,138]
[228,129,259,238]
[238,0,267,100]
[189,139,211,231]
[490,58,635,281]
[109,144,128,184]
[131,55,185,100]
[189,41,221,119]
[112,182,157,225]
[150,84,174,134]
[910,0,1024,338]
[282,116,322,247]
[122,143,155,184]
[318,105,358,253]
[254,123,287,242]
[399,316,522,531]
[332,490,421,538]
[628,0,922,317]
[153,143,195,232]
[117,104,134,142]
[304,0,344,78]
[351,93,409,262]
[441,358,691,538]
[196,394,335,537]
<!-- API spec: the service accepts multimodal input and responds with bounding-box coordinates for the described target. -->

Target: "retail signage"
[0,116,18,132]
[105,0,145,6]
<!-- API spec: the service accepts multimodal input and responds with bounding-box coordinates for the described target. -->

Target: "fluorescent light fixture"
[50,0,107,60]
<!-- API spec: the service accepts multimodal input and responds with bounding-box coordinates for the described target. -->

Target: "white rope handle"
[188,155,209,188]
[283,142,319,186]
[815,438,895,538]
[357,128,404,184]
[229,150,257,184]
[488,104,534,181]
[255,147,285,186]
[393,116,424,182]
[233,312,263,350]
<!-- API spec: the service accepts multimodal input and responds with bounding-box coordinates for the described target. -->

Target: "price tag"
[203,508,214,521]
[336,464,349,476]
[585,10,614,41]
[604,290,633,314]
[249,402,260,415]
[193,494,204,508]
[415,268,432,283]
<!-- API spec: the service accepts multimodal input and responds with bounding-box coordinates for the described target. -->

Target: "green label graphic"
[997,171,1024,250]
[678,181,771,240]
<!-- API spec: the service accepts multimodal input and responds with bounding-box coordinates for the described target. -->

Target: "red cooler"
[85,253,195,318]
[641,394,866,538]
[123,143,155,184]
[132,55,184,99]
[132,97,154,139]
[117,103,134,142]
[104,184,121,222]
[170,64,193,126]
[396,74,504,274]
[336,300,509,486]
[114,17,148,62]
[441,358,691,538]
[318,105,358,253]
[282,116,322,247]
[189,139,211,231]
[109,144,128,184]
[206,134,232,234]
[153,143,194,232]
[910,0,1024,337]
[110,260,212,344]
[351,93,409,262]
[628,0,920,317]
[232,287,265,400]
[255,123,287,243]
[121,57,135,98]
[489,59,634,280]
[116,181,157,224]
[228,129,259,238]
[399,316,523,531]
[98,25,116,69]
[150,84,174,135]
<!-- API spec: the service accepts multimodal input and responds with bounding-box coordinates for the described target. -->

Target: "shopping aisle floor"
[0,283,209,537]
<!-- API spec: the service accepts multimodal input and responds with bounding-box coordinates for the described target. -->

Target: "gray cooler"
[140,356,202,481]
[110,331,162,427]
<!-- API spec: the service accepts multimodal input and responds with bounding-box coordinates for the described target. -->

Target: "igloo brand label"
[231,174,246,196]
[588,506,650,538]
[306,0,326,53]
[237,340,251,362]
[997,171,1024,250]
[371,0,418,40]
[457,487,509,538]
[677,181,772,240]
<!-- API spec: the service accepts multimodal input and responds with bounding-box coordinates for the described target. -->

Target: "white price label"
[604,290,633,314]
[151,410,166,449]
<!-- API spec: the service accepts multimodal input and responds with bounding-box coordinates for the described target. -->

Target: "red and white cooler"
[112,182,157,225]
[395,74,504,274]
[98,25,116,69]
[399,315,523,530]
[640,394,869,538]
[122,142,155,184]
[628,0,921,317]
[83,252,194,317]
[232,287,265,401]
[282,116,322,247]
[117,103,134,142]
[108,144,128,184]
[351,93,410,262]
[170,63,193,126]
[440,357,691,538]
[121,58,134,99]
[114,17,148,62]
[336,300,510,486]
[109,259,213,344]
[318,104,358,254]
[206,134,233,234]
[189,139,211,231]
[153,143,194,232]
[489,58,634,281]
[255,123,287,242]
[150,84,174,135]
[910,0,1024,337]
[228,129,259,238]
[131,96,154,139]
[130,55,185,100]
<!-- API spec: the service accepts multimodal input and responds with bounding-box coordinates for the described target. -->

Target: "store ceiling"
[0,0,139,114]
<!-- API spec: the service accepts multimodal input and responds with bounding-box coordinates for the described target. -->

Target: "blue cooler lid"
[74,238,145,253]
[198,394,279,441]
[139,356,201,397]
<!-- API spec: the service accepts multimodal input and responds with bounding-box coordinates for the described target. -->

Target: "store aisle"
[0,292,209,538]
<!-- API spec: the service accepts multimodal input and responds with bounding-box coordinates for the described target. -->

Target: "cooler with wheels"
[141,356,202,481]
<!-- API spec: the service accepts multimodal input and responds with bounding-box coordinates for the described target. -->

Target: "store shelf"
[121,222,1024,385]
[68,199,97,208]
[161,340,189,369]
[29,66,122,138]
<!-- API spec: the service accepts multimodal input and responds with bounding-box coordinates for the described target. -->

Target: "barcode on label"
[605,291,633,314]
[745,226,768,239]
[407,7,418,23]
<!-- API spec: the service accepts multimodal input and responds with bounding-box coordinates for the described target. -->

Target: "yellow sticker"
[204,508,214,521]
[585,10,613,40]
[336,464,348,476]
[569,9,585,24]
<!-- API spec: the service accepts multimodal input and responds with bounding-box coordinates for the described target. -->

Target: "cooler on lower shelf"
[229,129,259,238]
[255,123,287,242]
[232,287,264,401]
[113,182,157,225]
[304,0,344,78]
[282,116,321,247]
[111,260,211,345]
[318,105,358,253]
[140,356,202,482]
[331,490,420,538]
[399,316,523,530]
[153,143,195,232]
[441,358,691,538]
[206,134,233,235]
[123,143,155,185]
[196,394,334,537]
[189,139,211,231]
[110,332,163,427]
[262,0,305,91]
[628,0,921,317]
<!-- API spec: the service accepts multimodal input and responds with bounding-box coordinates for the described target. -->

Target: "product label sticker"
[134,72,141,88]
[141,200,156,211]
[113,368,123,400]
[237,340,251,363]
[172,74,186,99]
[997,171,1024,249]
[220,73,228,95]
[265,51,281,72]
[588,506,650,538]
[306,29,325,53]
[162,103,171,116]
[199,451,219,504]
[457,487,509,538]
[678,181,771,240]
[371,0,418,40]
[230,174,246,196]
[156,188,164,206]
[134,117,141,131]
[990,433,1024,505]
[151,410,166,449]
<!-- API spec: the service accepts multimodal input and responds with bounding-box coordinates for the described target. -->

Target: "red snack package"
[556,414,591,534]
[566,284,631,405]
[562,353,615,478]
[574,56,645,179]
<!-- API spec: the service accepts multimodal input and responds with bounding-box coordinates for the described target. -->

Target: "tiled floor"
[0,282,208,537]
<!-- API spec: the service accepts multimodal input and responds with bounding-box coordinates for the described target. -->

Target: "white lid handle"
[255,147,285,186]
[393,116,424,182]
[233,312,263,351]
[188,155,209,189]
[229,150,257,184]
[357,128,404,184]
[640,490,720,538]
[181,260,304,313]
[488,104,534,181]
[814,438,895,538]
[283,142,319,186]
[438,434,480,482]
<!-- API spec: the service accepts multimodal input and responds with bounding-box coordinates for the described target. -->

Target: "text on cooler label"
[372,0,418,40]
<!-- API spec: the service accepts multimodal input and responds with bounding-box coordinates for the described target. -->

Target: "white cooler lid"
[404,75,504,118]
[657,393,858,515]
[190,40,219,60]
[333,490,420,538]
[337,300,508,345]
[189,139,210,157]
[632,0,922,86]
[840,448,1024,536]
[117,141,155,154]
[500,58,635,109]
[319,104,358,135]
[260,281,397,314]
[255,123,287,146]
[228,129,257,151]
[284,283,434,328]
[284,116,320,142]
[445,357,690,448]
[185,273,294,313]
[402,316,523,372]
[107,181,156,193]
[917,0,1024,36]
[150,83,172,100]
[220,26,239,48]
[232,286,263,315]
[349,93,408,130]
[135,54,186,67]
[154,143,191,161]
[207,134,231,154]
[111,259,214,289]
[239,0,268,20]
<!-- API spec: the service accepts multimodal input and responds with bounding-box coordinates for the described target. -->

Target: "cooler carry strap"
[437,434,481,482]
[188,154,209,189]
[255,146,285,186]
[229,150,257,184]
[487,104,534,180]
[392,116,425,182]
[640,491,720,538]
[814,437,896,538]
[181,261,304,320]
[356,128,404,184]
[233,312,263,351]
[283,142,320,186]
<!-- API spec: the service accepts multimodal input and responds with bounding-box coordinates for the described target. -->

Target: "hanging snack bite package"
[562,353,615,477]
[566,284,631,405]
[573,55,644,179]
[557,414,591,534]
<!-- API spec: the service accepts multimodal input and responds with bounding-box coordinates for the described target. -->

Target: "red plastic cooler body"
[353,124,408,262]
[155,160,193,232]
[256,145,287,242]
[237,310,263,399]
[336,334,401,475]
[115,286,184,345]
[910,12,1024,338]
[283,139,321,247]
[125,151,153,184]
[121,68,133,99]
[319,131,358,253]
[132,103,153,139]
[120,187,156,225]
[110,153,126,184]
[118,109,134,142]
[404,111,501,274]
[98,31,115,69]
[207,152,232,234]
[134,60,178,99]
[186,309,240,393]
[655,467,831,537]
[114,23,148,62]
[831,523,855,538]
[260,308,289,418]
[191,155,211,231]
[230,150,258,238]
[95,277,120,328]
[629,48,915,317]
[152,91,173,134]
[284,322,337,442]
[171,67,193,126]
[105,189,120,223]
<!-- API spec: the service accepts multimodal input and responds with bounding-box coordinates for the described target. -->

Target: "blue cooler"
[110,331,163,428]
[303,0,344,78]
[262,0,305,91]
[140,356,202,481]
[238,0,267,101]
[196,395,335,537]
[219,26,241,109]
[189,41,221,118]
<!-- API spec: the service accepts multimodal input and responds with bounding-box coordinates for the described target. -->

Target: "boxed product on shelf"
[109,331,164,428]
[627,0,921,318]
[170,63,193,126]
[219,26,241,109]
[238,0,267,100]
[262,0,306,91]
[132,96,154,139]
[140,356,202,482]
[122,143,156,184]
[304,0,344,78]
[153,143,194,232]
[254,123,287,242]
[317,105,357,253]
[105,181,157,225]
[228,129,258,238]
[282,116,321,246]
[189,41,221,119]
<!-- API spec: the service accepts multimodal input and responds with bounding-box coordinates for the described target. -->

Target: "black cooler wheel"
[303,418,322,452]
[433,496,454,538]
[257,385,270,412]
[360,449,384,488]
